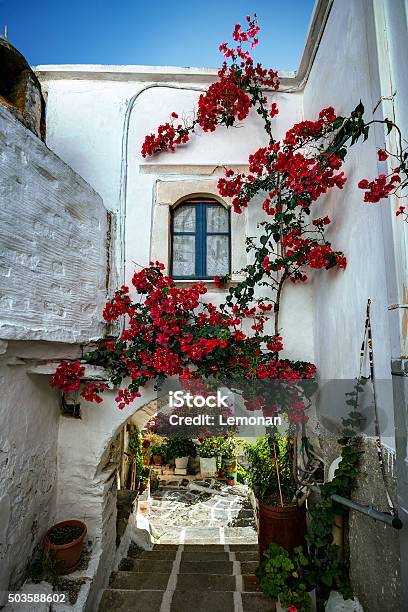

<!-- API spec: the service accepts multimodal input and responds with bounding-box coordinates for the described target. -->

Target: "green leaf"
[333,117,344,129]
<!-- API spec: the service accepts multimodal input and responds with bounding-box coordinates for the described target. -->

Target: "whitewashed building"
[1,0,408,610]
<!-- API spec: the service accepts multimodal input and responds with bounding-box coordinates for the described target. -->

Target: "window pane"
[206,205,228,232]
[173,205,196,232]
[172,235,195,276]
[206,235,229,276]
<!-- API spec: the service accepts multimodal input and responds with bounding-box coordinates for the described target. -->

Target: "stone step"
[108,571,262,593]
[170,590,235,612]
[110,571,171,590]
[99,589,164,612]
[229,544,259,551]
[234,551,258,562]
[176,573,236,592]
[179,560,233,574]
[99,589,275,612]
[141,550,178,559]
[241,592,276,611]
[182,544,226,551]
[126,549,231,562]
[119,558,174,573]
[106,573,262,595]
[240,561,258,574]
[181,551,230,561]
[170,590,275,611]
[242,574,262,592]
[153,544,179,551]
[119,555,258,574]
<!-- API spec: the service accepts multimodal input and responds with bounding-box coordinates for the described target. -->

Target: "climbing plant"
[48,14,403,608]
[306,435,362,605]
[51,17,374,412]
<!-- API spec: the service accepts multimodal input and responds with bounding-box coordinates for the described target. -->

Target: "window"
[171,199,231,279]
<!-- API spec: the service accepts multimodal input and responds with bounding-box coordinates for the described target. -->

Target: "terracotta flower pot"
[257,500,306,559]
[43,520,86,574]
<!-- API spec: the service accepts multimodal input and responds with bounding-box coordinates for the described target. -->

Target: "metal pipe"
[309,485,403,529]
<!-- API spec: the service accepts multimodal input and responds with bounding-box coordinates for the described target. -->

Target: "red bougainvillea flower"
[80,382,106,403]
[141,120,190,157]
[50,360,84,393]
[269,102,279,118]
[197,74,252,132]
[261,256,272,272]
[266,335,284,352]
[358,170,401,203]
[378,149,388,161]
[396,206,406,216]
[141,15,279,157]
[214,275,229,288]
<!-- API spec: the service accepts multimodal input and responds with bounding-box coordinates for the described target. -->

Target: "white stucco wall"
[32,70,313,606]
[0,104,108,343]
[0,340,81,604]
[56,387,156,611]
[30,6,404,608]
[38,68,312,362]
[303,1,401,608]
[304,0,392,380]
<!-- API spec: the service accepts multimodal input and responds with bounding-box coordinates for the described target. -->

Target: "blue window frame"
[171,200,231,280]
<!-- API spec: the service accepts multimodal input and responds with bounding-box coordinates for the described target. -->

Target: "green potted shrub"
[259,543,316,612]
[244,434,306,556]
[126,426,144,490]
[139,466,151,492]
[220,435,240,483]
[165,436,197,469]
[197,436,221,476]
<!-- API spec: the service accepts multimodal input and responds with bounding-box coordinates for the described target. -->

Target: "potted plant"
[245,433,306,556]
[144,432,166,464]
[141,436,152,465]
[139,466,150,492]
[197,436,220,476]
[258,543,316,612]
[43,520,87,574]
[165,436,197,469]
[218,467,226,479]
[220,435,240,482]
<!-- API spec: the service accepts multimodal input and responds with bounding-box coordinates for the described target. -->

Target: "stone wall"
[349,440,401,610]
[0,88,109,604]
[0,103,109,344]
[0,340,81,605]
[0,38,45,139]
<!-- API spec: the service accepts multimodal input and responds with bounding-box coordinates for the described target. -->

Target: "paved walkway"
[148,480,258,545]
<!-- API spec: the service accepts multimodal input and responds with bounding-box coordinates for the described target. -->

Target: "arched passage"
[55,386,157,609]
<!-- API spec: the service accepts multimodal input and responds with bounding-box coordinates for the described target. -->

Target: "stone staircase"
[99,543,276,612]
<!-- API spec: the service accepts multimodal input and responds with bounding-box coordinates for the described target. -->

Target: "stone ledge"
[8,358,110,382]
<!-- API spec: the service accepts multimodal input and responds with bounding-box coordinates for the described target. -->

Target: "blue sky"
[0,0,315,70]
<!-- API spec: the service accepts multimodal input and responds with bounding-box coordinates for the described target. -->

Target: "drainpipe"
[371,0,408,607]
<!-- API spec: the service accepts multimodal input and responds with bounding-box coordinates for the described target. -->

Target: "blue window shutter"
[171,201,231,279]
